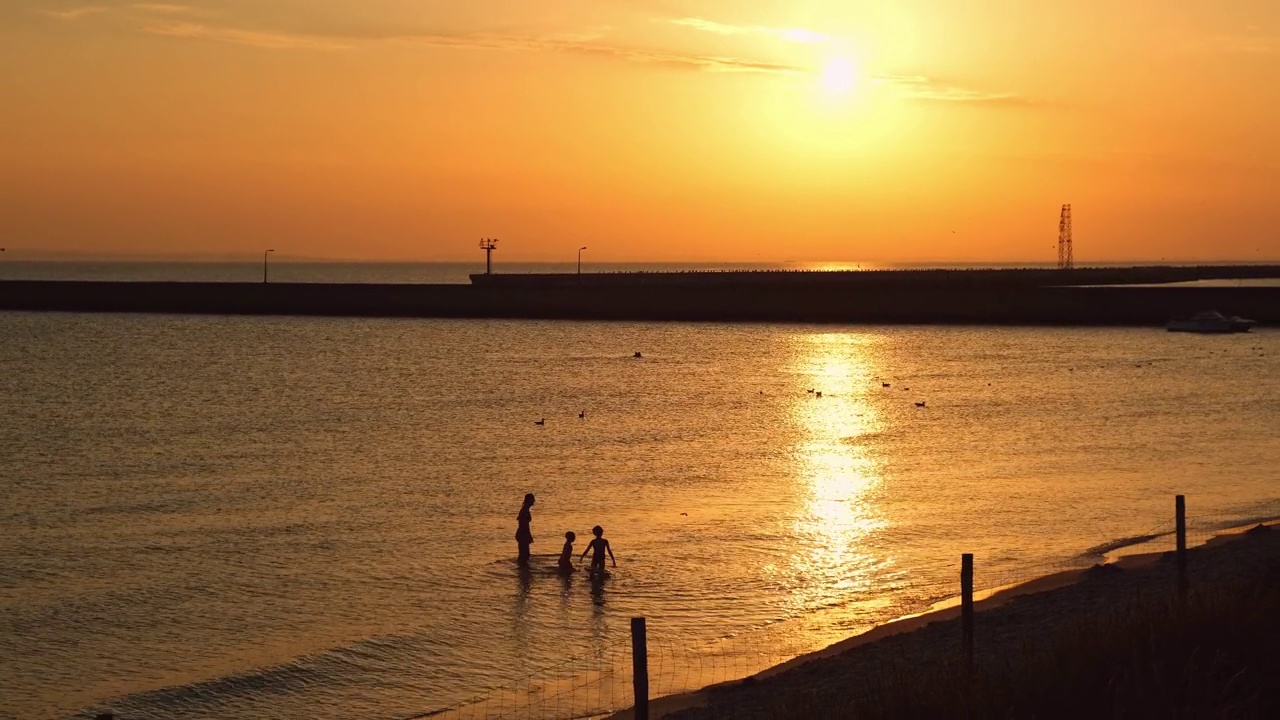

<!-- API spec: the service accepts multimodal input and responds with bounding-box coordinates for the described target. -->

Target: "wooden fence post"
[632,616,649,720]
[1176,494,1187,601]
[961,553,974,673]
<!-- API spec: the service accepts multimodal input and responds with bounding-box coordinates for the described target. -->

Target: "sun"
[819,55,857,95]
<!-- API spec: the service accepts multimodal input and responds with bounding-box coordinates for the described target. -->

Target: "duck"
[815,391,823,398]
[579,410,586,419]
[882,382,891,388]
[914,401,926,408]
[633,351,643,359]
[534,418,545,426]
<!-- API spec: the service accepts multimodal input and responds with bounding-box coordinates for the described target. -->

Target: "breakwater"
[1,279,1276,325]
[468,264,1280,289]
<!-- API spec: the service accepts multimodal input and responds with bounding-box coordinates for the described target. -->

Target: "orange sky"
[2,1,1278,263]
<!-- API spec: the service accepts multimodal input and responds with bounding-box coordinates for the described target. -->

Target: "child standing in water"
[558,531,577,574]
[580,525,616,575]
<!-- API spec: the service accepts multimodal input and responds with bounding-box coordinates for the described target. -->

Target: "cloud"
[669,17,756,36]
[42,6,108,20]
[32,5,1028,95]
[44,5,800,72]
[39,2,199,24]
[138,20,800,71]
[144,21,354,50]
[131,3,195,13]
[397,32,800,73]
[872,74,1031,105]
[669,17,829,44]
[666,18,1033,102]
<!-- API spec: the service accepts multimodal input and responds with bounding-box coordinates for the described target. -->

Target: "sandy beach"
[613,523,1280,719]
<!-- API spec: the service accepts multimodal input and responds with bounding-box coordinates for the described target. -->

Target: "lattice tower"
[1057,204,1073,270]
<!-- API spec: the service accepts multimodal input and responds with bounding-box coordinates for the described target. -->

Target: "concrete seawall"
[1,281,1276,326]
[469,264,1280,289]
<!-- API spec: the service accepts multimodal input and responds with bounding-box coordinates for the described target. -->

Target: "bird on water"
[535,418,545,426]
[579,410,586,419]
[915,401,926,408]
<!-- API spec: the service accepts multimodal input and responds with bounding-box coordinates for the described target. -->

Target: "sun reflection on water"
[785,332,888,613]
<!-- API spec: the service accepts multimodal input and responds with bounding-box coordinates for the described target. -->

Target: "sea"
[0,260,879,284]
[1,262,1278,719]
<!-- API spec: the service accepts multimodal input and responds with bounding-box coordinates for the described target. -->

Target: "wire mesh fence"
[427,645,633,720]
[420,496,1273,720]
[87,498,1276,720]
[423,626,805,720]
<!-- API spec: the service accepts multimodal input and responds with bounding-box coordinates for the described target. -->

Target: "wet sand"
[611,522,1279,719]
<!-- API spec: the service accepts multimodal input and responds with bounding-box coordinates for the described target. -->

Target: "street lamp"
[263,249,274,283]
[578,246,587,276]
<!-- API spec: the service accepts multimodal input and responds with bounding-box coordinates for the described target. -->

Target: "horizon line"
[2,252,1280,263]
[1,256,1278,266]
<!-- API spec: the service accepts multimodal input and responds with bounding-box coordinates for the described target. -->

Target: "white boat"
[1229,315,1258,331]
[1166,310,1254,333]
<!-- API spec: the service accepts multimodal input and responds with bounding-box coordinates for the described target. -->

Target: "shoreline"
[611,519,1280,719]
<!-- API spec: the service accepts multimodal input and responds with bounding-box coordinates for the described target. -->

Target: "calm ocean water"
[0,261,886,284]
[1,303,1278,718]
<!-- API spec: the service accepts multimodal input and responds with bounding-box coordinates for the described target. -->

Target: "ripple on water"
[0,316,1275,718]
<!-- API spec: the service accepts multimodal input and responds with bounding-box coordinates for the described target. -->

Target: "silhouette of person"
[580,525,616,576]
[558,531,577,575]
[516,493,535,565]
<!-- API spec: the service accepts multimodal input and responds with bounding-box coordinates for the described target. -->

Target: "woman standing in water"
[515,493,535,564]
